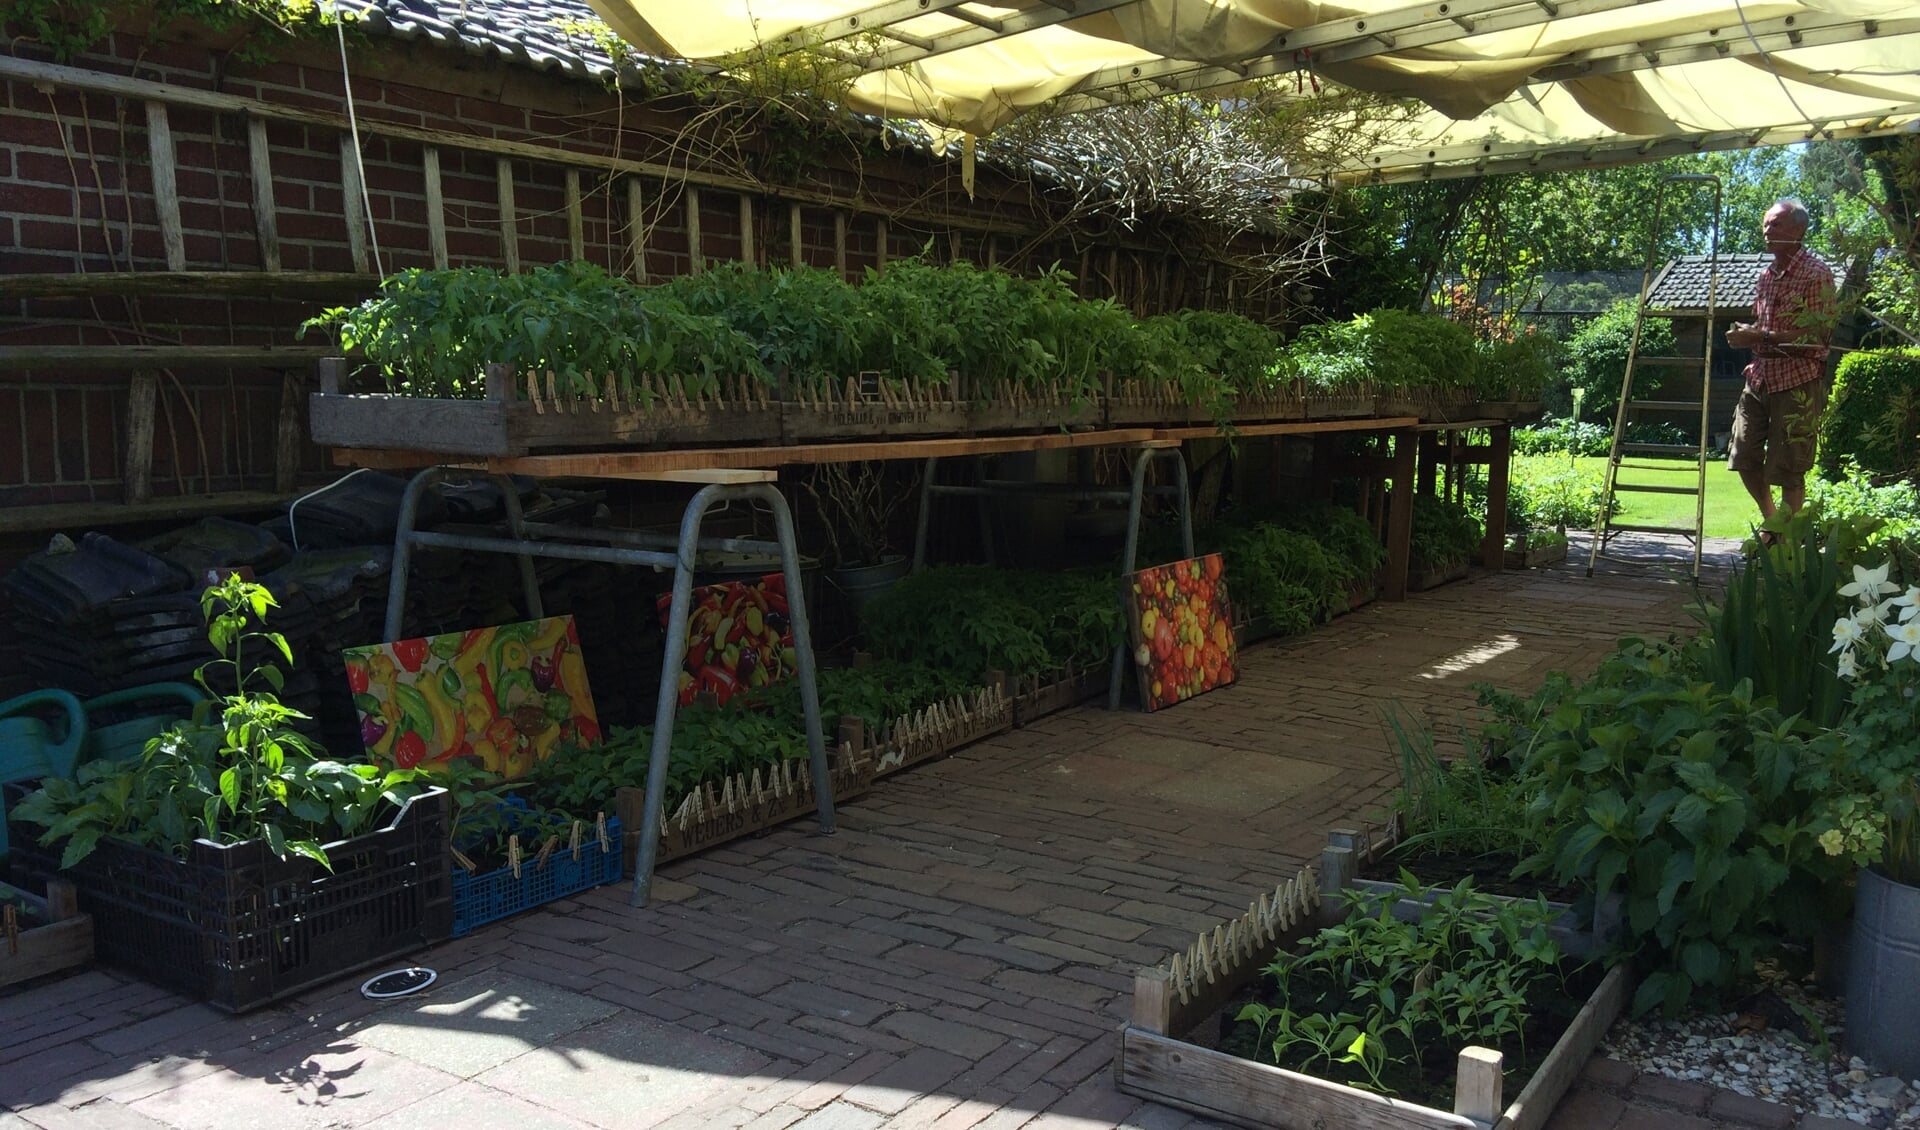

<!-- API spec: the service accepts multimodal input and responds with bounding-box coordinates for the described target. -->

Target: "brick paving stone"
[1615,1108,1713,1130]
[15,1098,175,1130]
[1708,1091,1797,1129]
[891,944,1001,981]
[1631,1073,1716,1114]
[990,968,1114,1012]
[842,1048,973,1115]
[766,981,897,1027]
[1798,1116,1866,1130]
[790,1050,901,1111]
[789,1102,887,1130]
[1581,1056,1639,1091]
[1034,906,1151,943]
[875,1011,1007,1061]
[1543,1089,1627,1130]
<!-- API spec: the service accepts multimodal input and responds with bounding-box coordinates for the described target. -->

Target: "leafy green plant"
[1508,456,1611,531]
[1558,298,1674,429]
[14,578,428,868]
[1282,308,1480,395]
[1807,460,1920,546]
[1817,347,1920,480]
[1409,494,1482,572]
[1386,706,1540,861]
[1476,330,1559,400]
[860,566,1121,678]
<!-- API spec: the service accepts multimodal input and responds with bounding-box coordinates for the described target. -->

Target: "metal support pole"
[1108,447,1192,710]
[912,456,940,572]
[383,466,446,642]
[498,475,545,620]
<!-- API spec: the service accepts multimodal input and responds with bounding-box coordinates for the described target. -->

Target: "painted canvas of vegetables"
[343,616,600,779]
[657,573,797,707]
[1126,554,1237,712]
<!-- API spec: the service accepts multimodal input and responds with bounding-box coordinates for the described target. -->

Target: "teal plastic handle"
[82,682,204,717]
[0,688,87,777]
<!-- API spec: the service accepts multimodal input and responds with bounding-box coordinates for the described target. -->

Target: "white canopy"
[584,0,1920,182]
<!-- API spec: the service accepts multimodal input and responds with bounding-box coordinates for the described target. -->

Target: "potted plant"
[802,461,916,613]
[9,576,449,1011]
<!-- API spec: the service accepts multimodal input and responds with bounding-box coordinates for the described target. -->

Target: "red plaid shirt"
[1746,247,1835,393]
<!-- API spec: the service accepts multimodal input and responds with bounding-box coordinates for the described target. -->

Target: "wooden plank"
[334,428,1164,473]
[124,371,158,505]
[274,371,305,492]
[1455,1047,1504,1124]
[145,101,185,271]
[496,157,519,273]
[309,393,514,456]
[1384,428,1416,601]
[246,116,280,272]
[739,193,755,265]
[424,146,449,269]
[1481,424,1511,572]
[1152,417,1418,441]
[985,233,998,269]
[1118,1028,1478,1130]
[876,217,889,267]
[834,211,848,279]
[0,490,296,535]
[591,468,777,484]
[686,188,703,273]
[1414,418,1507,432]
[565,169,585,261]
[1133,967,1175,1034]
[0,911,93,989]
[341,134,370,273]
[0,271,378,299]
[0,345,335,371]
[627,177,647,281]
[1496,966,1631,1130]
[789,202,804,267]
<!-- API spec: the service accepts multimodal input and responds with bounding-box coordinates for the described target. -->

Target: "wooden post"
[124,371,158,504]
[44,879,79,922]
[1418,431,1441,498]
[1132,966,1175,1035]
[145,102,185,271]
[565,169,585,261]
[274,371,304,493]
[985,233,998,269]
[246,116,280,272]
[626,176,647,281]
[341,133,370,273]
[789,201,804,267]
[1384,428,1416,601]
[1454,1047,1504,1124]
[833,211,848,280]
[423,146,449,270]
[317,356,347,395]
[1317,843,1352,926]
[1482,423,1511,571]
[739,193,755,266]
[495,157,519,273]
[686,188,703,273]
[1107,247,1121,300]
[875,216,888,268]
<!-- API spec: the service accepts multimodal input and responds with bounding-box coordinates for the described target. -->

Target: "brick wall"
[0,25,1274,519]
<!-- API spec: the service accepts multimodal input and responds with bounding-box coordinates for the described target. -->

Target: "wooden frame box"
[0,879,92,989]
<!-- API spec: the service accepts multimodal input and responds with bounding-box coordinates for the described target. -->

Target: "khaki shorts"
[1728,382,1826,484]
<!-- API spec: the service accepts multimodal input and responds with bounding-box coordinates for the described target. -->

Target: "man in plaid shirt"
[1725,198,1835,536]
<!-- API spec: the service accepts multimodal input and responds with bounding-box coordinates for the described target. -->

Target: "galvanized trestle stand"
[906,443,1192,711]
[381,467,833,908]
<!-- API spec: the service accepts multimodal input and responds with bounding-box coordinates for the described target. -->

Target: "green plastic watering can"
[75,683,204,778]
[0,688,86,858]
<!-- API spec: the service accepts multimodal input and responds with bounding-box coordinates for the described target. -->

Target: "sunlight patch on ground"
[1416,634,1522,681]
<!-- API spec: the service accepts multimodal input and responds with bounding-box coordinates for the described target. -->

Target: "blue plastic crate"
[450,799,622,937]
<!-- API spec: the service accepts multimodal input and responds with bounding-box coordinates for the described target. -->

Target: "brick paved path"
[3,543,1774,1130]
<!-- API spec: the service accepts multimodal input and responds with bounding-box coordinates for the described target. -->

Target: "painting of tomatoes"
[1126,553,1236,712]
[656,573,797,708]
[343,616,600,780]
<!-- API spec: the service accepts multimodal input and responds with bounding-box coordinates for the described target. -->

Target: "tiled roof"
[356,0,640,86]
[1645,254,1774,312]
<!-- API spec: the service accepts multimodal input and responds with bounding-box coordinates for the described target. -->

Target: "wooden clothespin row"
[570,819,583,862]
[4,903,18,957]
[451,846,479,872]
[535,835,560,870]
[596,812,610,853]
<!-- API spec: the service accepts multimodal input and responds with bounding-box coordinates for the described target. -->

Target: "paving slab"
[351,972,621,1079]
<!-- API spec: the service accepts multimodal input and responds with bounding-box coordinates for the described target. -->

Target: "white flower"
[1838,649,1861,679]
[1885,619,1920,663]
[1832,617,1867,652]
[1855,601,1892,628]
[1841,563,1898,603]
[1898,586,1920,622]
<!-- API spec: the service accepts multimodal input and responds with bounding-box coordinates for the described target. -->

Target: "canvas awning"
[583,0,1920,182]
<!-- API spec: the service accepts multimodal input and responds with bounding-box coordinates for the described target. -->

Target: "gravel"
[1601,963,1920,1127]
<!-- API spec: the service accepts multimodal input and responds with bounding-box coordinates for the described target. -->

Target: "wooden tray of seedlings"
[0,879,92,989]
[868,681,1013,778]
[1105,379,1211,428]
[1011,664,1107,727]
[618,747,875,871]
[1116,828,1631,1130]
[1410,561,1472,592]
[311,361,782,457]
[779,373,973,442]
[1306,390,1380,419]
[1504,532,1567,570]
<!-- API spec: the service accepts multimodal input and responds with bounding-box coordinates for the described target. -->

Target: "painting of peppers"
[343,616,600,779]
[657,573,798,707]
[1126,554,1237,712]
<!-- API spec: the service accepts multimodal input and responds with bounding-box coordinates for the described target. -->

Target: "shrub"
[1409,495,1482,572]
[1508,457,1610,531]
[1560,297,1673,428]
[1513,417,1612,456]
[1817,348,1920,480]
[1808,459,1920,544]
[1284,308,1479,394]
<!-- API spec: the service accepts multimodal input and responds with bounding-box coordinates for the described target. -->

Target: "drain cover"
[360,967,437,1000]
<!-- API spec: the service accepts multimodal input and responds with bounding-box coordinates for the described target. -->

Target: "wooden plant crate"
[1230,387,1309,424]
[0,878,92,989]
[966,379,1102,434]
[1117,827,1632,1130]
[1011,664,1105,727]
[780,373,972,442]
[871,681,1013,778]
[311,361,781,457]
[617,749,874,871]
[1106,379,1203,428]
[1504,533,1568,570]
[1410,561,1471,592]
[1305,391,1378,419]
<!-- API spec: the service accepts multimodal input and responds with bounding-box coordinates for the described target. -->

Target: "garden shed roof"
[581,0,1920,184]
[1645,254,1773,312]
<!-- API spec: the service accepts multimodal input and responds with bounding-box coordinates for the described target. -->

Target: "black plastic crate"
[8,787,453,1012]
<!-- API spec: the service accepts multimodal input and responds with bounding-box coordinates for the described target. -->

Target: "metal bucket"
[1846,866,1920,1079]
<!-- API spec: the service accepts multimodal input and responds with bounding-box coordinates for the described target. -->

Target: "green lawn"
[1521,454,1761,540]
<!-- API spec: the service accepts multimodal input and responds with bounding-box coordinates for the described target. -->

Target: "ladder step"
[1611,483,1701,495]
[1620,442,1699,455]
[1627,400,1703,411]
[1618,460,1703,472]
[1633,356,1708,367]
[1607,523,1701,537]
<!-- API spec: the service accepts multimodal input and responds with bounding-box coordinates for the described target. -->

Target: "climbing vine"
[2,0,349,64]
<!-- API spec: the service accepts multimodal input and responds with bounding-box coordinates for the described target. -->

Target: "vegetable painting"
[1126,554,1237,711]
[343,616,601,778]
[657,573,798,707]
